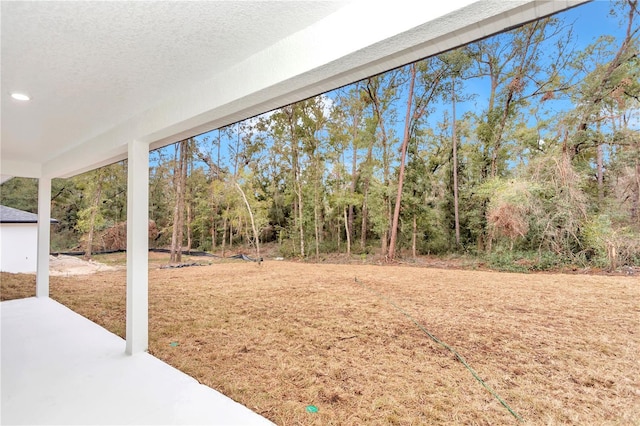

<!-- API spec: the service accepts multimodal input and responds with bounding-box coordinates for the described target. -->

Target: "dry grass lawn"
[2,255,639,425]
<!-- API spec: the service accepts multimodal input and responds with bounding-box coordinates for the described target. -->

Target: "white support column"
[36,177,52,298]
[125,140,149,355]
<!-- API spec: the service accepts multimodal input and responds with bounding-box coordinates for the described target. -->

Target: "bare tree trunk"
[297,184,305,257]
[170,140,188,263]
[381,229,388,258]
[633,159,640,223]
[245,216,252,246]
[360,142,373,250]
[344,207,351,255]
[222,205,229,257]
[452,79,461,247]
[360,199,368,250]
[170,147,180,263]
[211,213,217,249]
[186,201,192,253]
[348,105,359,244]
[313,171,321,259]
[292,198,299,255]
[597,142,604,203]
[235,182,261,259]
[366,78,392,257]
[389,64,417,261]
[411,214,417,258]
[83,177,104,260]
[213,131,222,250]
[314,203,320,259]
[286,107,305,258]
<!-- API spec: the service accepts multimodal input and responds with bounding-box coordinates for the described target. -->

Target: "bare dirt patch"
[2,257,638,425]
[48,254,122,276]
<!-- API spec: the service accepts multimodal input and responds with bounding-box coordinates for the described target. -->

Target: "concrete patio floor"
[1,297,274,425]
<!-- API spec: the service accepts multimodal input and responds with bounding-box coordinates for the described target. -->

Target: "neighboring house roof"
[0,205,58,224]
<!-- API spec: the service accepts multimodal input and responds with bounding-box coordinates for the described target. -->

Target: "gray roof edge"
[0,205,58,224]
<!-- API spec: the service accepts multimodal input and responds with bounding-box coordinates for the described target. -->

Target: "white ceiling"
[1,0,588,179]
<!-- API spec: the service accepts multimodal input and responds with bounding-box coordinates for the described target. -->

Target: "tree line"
[2,0,638,270]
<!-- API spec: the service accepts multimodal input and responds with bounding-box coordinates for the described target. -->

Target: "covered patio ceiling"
[1,0,588,181]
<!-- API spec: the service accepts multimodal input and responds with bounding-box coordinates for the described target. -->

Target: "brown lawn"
[2,256,639,425]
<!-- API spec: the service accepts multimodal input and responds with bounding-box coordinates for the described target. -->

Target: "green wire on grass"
[354,277,523,422]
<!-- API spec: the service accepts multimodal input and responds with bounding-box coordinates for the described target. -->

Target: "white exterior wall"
[0,223,38,273]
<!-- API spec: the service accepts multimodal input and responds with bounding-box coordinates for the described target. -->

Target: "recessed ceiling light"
[11,93,30,101]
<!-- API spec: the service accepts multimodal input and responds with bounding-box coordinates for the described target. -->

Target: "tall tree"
[170,138,192,263]
[73,162,127,257]
[286,105,306,257]
[344,84,366,248]
[439,49,472,247]
[468,17,571,178]
[570,0,639,158]
[388,58,451,260]
[76,168,106,259]
[451,77,461,247]
[364,72,400,256]
[388,64,417,260]
[299,97,329,258]
[264,104,308,256]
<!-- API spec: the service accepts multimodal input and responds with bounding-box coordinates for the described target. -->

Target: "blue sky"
[571,0,623,46]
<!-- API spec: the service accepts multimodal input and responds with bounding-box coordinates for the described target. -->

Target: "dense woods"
[2,1,638,271]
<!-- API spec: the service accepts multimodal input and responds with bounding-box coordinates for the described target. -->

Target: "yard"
[2,254,638,425]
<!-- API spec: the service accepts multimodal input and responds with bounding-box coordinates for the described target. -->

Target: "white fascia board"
[41,127,134,178]
[43,0,586,178]
[1,159,42,179]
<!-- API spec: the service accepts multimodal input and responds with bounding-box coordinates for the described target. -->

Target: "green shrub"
[485,249,570,272]
[582,215,640,269]
[485,250,529,273]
